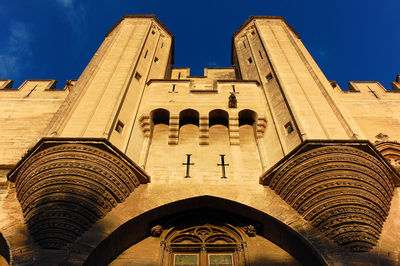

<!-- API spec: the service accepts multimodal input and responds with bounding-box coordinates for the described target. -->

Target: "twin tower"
[1,15,400,265]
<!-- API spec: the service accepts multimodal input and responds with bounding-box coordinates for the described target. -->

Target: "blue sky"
[0,0,399,89]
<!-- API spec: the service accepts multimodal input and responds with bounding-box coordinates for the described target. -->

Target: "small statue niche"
[228,92,237,108]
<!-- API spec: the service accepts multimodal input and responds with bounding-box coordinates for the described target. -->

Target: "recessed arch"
[0,233,9,265]
[151,108,170,125]
[239,109,257,127]
[209,109,229,128]
[179,109,199,127]
[84,196,327,266]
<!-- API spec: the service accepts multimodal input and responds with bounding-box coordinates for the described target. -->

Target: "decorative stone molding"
[375,141,400,176]
[229,116,240,145]
[8,138,149,249]
[199,115,209,145]
[168,115,179,145]
[139,113,151,137]
[151,225,164,237]
[256,116,267,138]
[242,225,256,237]
[260,140,400,252]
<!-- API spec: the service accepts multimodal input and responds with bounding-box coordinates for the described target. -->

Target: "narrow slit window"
[178,72,181,79]
[154,57,159,63]
[135,72,142,81]
[266,73,273,82]
[144,49,148,59]
[259,50,263,59]
[284,122,294,135]
[248,57,253,64]
[243,41,246,48]
[151,30,155,35]
[115,120,124,133]
[161,42,164,48]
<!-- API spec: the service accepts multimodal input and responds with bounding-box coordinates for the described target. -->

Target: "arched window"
[161,224,246,266]
[238,109,257,127]
[179,109,199,127]
[209,109,229,128]
[151,108,170,125]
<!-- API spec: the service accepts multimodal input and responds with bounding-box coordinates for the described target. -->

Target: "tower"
[0,15,400,265]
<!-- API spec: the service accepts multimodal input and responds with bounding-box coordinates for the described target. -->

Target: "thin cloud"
[54,0,87,37]
[56,0,74,7]
[0,22,33,77]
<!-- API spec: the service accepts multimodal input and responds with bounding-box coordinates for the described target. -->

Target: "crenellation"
[391,74,400,91]
[0,80,13,89]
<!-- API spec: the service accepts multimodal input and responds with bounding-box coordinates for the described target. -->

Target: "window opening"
[178,72,181,80]
[248,57,253,64]
[161,42,164,48]
[209,254,234,266]
[259,50,263,59]
[154,57,159,63]
[151,30,155,35]
[135,72,142,81]
[162,224,244,266]
[169,84,177,93]
[284,122,294,135]
[266,73,273,82]
[115,120,124,133]
[144,49,148,59]
[174,254,198,266]
[243,41,246,48]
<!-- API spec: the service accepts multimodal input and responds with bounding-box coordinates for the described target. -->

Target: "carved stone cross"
[217,154,229,179]
[182,154,194,178]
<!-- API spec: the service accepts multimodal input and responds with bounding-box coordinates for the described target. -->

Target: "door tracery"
[160,224,247,266]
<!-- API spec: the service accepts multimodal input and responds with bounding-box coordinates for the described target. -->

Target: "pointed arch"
[151,108,170,125]
[239,109,257,127]
[179,109,199,127]
[209,109,229,128]
[0,233,9,265]
[84,196,327,266]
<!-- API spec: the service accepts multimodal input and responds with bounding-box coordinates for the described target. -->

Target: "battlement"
[0,79,76,99]
[391,74,400,91]
[330,76,400,100]
[171,67,236,80]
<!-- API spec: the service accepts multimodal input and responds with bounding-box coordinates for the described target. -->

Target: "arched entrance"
[0,233,9,265]
[84,196,326,265]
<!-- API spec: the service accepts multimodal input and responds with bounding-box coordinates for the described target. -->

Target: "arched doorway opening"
[84,196,327,266]
[0,233,9,265]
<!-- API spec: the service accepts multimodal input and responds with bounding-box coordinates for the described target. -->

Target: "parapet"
[0,79,13,89]
[0,79,75,99]
[231,16,300,65]
[170,67,236,81]
[233,15,300,39]
[391,74,400,91]
[330,78,400,99]
[106,14,175,64]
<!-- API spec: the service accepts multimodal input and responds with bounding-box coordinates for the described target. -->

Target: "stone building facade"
[0,15,400,265]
